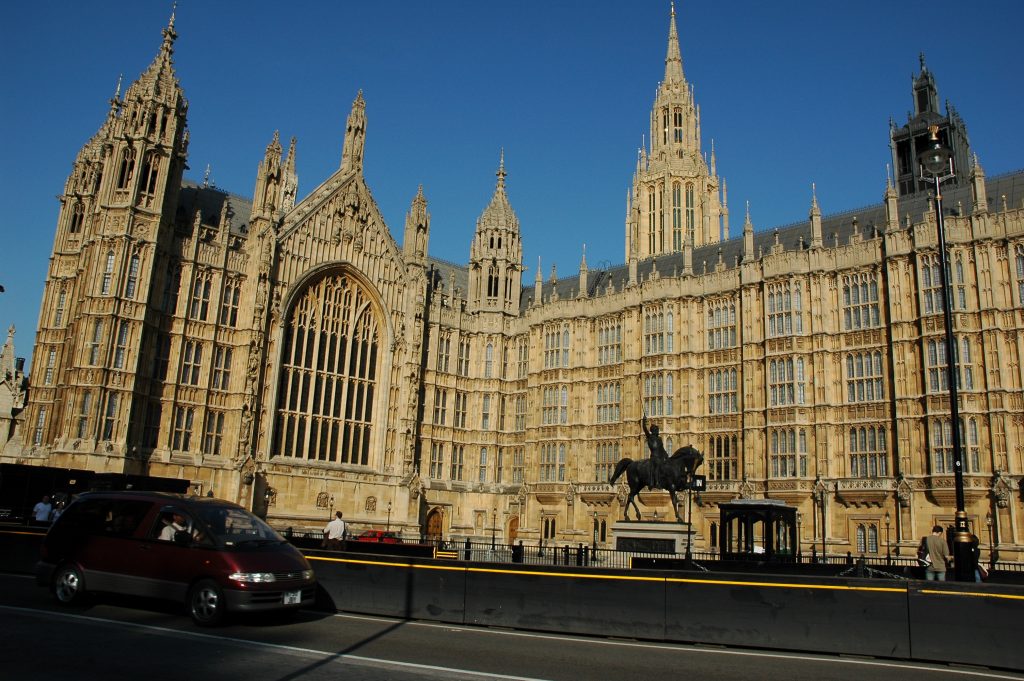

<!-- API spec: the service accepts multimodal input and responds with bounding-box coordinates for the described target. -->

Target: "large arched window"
[274,272,380,466]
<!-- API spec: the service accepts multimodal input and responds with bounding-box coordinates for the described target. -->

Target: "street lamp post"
[491,508,497,550]
[884,511,891,565]
[386,501,392,536]
[985,512,997,570]
[592,511,598,551]
[918,124,972,582]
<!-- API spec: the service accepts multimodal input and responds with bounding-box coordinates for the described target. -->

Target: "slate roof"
[521,168,1024,313]
[176,179,253,236]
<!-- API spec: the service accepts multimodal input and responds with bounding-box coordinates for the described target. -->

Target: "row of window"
[411,418,983,484]
[427,443,525,484]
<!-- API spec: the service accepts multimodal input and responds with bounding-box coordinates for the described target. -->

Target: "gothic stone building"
[12,9,1024,561]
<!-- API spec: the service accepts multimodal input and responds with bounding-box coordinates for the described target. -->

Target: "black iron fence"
[284,528,1022,581]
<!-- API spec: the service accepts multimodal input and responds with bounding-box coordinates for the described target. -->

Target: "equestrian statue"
[608,416,704,522]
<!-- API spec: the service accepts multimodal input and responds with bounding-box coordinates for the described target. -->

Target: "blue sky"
[1,1,1022,369]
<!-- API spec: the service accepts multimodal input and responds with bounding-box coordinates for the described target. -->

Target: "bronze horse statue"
[608,445,704,522]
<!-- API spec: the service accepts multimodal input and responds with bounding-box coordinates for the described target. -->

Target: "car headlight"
[302,569,314,580]
[228,572,276,583]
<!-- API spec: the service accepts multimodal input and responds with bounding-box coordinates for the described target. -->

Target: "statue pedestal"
[611,521,692,554]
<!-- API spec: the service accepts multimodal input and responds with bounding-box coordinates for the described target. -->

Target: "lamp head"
[919,124,952,178]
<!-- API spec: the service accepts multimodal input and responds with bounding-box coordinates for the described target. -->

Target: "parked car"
[355,530,403,543]
[36,491,316,625]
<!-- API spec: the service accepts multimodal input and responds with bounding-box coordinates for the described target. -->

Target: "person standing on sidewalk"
[924,525,951,581]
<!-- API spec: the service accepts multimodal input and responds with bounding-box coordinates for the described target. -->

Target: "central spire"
[664,2,684,85]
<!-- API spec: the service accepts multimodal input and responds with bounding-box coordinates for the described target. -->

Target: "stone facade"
[9,9,1024,561]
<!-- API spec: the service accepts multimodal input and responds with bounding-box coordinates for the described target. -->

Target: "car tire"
[188,579,226,626]
[52,563,86,605]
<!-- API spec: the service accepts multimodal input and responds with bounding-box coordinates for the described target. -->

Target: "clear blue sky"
[2,1,1022,369]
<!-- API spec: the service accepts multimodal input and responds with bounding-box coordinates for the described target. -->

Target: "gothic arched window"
[274,272,380,466]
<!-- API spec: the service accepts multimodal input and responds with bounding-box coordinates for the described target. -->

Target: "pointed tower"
[742,202,755,263]
[578,245,589,298]
[970,154,988,214]
[884,168,900,232]
[889,54,971,197]
[809,183,823,249]
[627,3,722,262]
[281,136,299,213]
[26,10,189,463]
[403,185,430,263]
[340,91,367,174]
[534,256,543,306]
[252,131,284,219]
[469,153,523,314]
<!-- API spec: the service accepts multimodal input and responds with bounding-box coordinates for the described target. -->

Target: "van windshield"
[195,506,284,546]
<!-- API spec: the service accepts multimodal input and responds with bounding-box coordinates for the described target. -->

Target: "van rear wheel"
[53,564,85,605]
[188,579,226,626]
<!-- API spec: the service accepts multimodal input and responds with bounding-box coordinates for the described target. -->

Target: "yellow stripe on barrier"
[0,529,46,537]
[307,555,913,592]
[920,588,1024,602]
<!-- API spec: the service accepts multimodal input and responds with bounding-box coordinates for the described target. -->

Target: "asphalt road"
[1,572,1020,681]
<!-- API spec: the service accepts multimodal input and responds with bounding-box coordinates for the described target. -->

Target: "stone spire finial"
[664,2,685,84]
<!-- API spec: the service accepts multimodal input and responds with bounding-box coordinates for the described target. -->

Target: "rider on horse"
[642,416,670,490]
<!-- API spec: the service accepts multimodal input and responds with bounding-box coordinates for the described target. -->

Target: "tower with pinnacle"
[468,153,523,314]
[626,3,724,262]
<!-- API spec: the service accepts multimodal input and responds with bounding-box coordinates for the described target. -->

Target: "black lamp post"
[491,508,497,550]
[385,501,392,536]
[884,511,891,565]
[592,511,598,551]
[985,512,997,569]
[918,124,972,582]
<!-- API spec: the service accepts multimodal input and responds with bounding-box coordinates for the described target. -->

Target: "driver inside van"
[159,512,189,541]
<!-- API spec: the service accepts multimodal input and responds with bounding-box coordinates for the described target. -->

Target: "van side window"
[58,499,149,537]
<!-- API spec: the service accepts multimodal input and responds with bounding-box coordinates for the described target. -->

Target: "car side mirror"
[173,529,192,546]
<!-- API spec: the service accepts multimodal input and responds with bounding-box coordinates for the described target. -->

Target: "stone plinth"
[611,520,692,554]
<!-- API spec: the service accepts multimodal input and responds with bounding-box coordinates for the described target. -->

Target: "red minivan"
[36,491,316,625]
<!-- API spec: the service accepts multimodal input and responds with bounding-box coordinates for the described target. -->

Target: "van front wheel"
[188,579,226,626]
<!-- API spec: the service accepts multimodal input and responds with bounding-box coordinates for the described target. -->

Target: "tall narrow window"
[450,445,464,481]
[180,341,203,386]
[672,182,682,251]
[211,345,232,391]
[454,391,467,428]
[274,273,380,465]
[76,392,93,439]
[68,202,84,234]
[219,279,240,327]
[429,442,445,479]
[478,447,488,483]
[1015,244,1024,305]
[54,289,66,327]
[849,426,887,477]
[88,319,103,366]
[484,343,494,378]
[437,334,451,372]
[113,321,129,370]
[44,349,57,385]
[102,393,119,440]
[172,406,194,451]
[124,254,140,299]
[33,408,47,446]
[432,388,447,425]
[707,434,739,480]
[673,108,683,143]
[162,265,181,314]
[685,182,695,244]
[101,251,115,295]
[116,147,136,189]
[203,411,225,456]
[481,395,491,430]
[920,254,942,314]
[188,274,212,321]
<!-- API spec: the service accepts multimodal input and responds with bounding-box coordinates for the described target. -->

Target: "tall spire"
[664,2,685,84]
[340,91,367,174]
